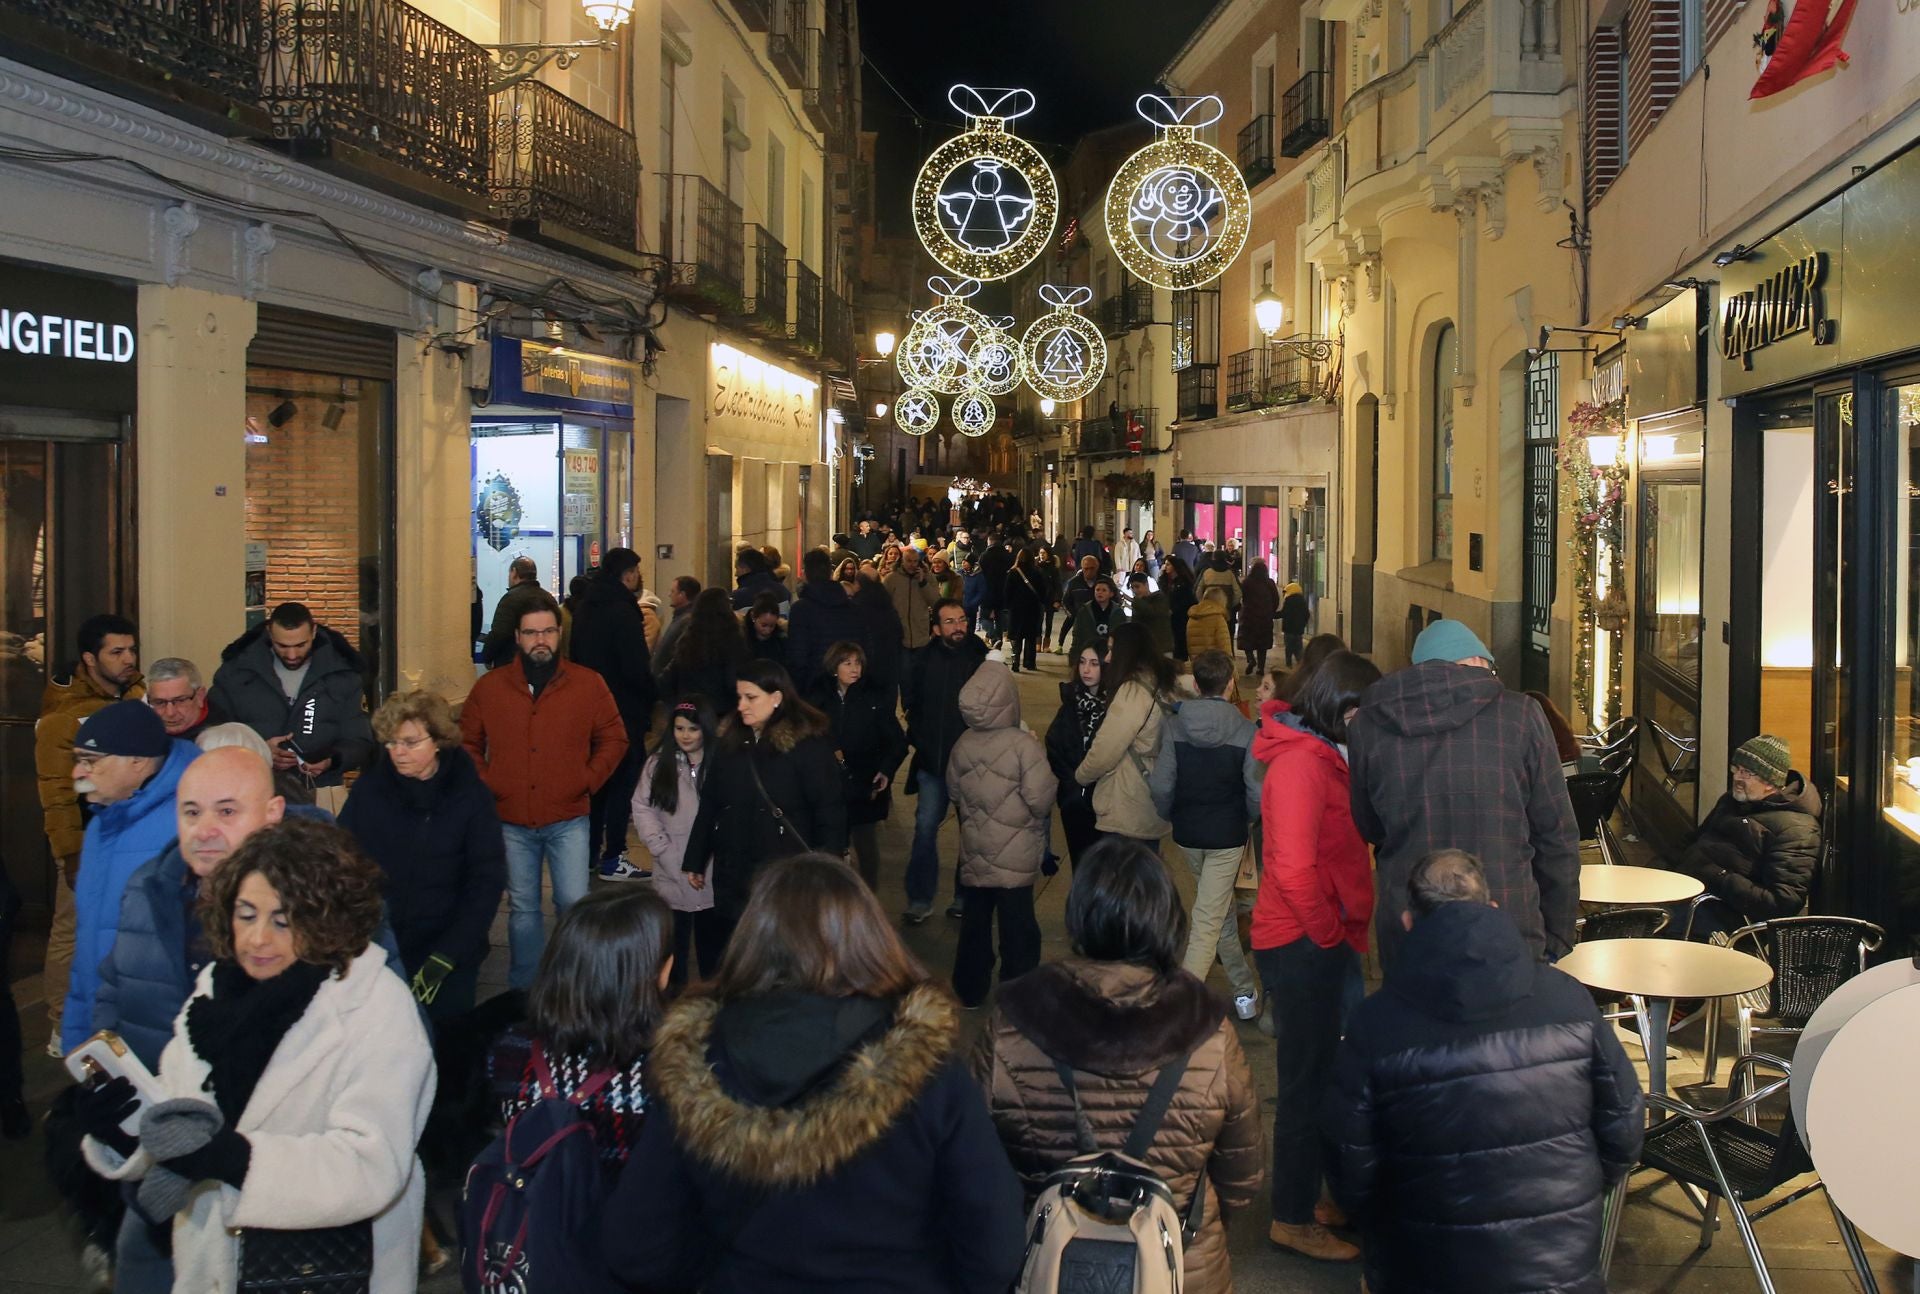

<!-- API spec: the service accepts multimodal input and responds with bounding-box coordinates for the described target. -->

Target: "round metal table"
[1556,938,1773,1095]
[1579,864,1704,908]
[1803,982,1920,1259]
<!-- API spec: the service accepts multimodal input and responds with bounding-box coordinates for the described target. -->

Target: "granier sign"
[1718,252,1833,371]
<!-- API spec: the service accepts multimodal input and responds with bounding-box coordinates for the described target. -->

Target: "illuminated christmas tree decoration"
[1104,95,1250,290]
[953,388,996,437]
[966,316,1025,397]
[913,86,1059,281]
[1021,284,1106,403]
[895,388,941,436]
[902,276,990,395]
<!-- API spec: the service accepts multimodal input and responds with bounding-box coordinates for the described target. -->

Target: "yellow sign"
[710,343,817,439]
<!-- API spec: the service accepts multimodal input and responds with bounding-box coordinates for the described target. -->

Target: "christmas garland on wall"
[1560,399,1630,726]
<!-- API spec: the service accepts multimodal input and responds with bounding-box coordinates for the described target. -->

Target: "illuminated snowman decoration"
[914,86,1059,281]
[1105,95,1250,290]
[966,316,1025,397]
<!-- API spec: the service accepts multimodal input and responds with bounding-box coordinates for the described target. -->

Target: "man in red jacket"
[460,596,627,988]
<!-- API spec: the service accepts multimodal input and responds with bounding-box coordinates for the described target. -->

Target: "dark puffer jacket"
[1675,774,1821,923]
[806,675,907,827]
[568,573,656,732]
[786,577,867,695]
[1324,901,1644,1294]
[970,960,1265,1294]
[902,633,988,781]
[209,622,373,787]
[1146,695,1254,850]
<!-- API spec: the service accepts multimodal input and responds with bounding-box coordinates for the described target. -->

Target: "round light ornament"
[1021,285,1106,404]
[952,388,996,437]
[904,277,990,396]
[1104,95,1250,290]
[966,316,1025,397]
[914,86,1059,281]
[894,388,941,437]
[895,310,960,391]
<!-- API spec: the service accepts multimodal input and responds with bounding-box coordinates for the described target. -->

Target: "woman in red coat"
[1249,649,1380,1263]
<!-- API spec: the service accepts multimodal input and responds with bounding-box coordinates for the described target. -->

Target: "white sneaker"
[46,1033,63,1059]
[1234,993,1260,1021]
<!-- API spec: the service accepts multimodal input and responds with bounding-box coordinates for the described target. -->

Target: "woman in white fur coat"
[77,816,434,1294]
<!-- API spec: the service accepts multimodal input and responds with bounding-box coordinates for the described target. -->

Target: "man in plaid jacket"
[1348,621,1580,968]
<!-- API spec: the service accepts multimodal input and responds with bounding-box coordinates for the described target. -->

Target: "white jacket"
[85,945,435,1294]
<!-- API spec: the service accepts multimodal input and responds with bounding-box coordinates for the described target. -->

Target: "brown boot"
[1268,1220,1360,1261]
[1314,1198,1350,1229]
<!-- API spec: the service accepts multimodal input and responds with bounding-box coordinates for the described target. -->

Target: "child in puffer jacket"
[947,658,1058,1007]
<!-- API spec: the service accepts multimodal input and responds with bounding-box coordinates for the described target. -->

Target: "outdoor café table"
[1556,938,1772,1097]
[1579,864,1704,908]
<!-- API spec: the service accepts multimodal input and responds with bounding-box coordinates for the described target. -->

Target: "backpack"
[1016,1048,1207,1294]
[459,1046,623,1294]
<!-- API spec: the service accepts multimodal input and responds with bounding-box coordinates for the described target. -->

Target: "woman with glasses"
[338,689,506,1018]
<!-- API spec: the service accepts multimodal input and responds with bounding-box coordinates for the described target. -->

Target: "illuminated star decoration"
[900,277,990,396]
[966,316,1025,397]
[953,388,996,437]
[895,388,941,436]
[1105,95,1250,290]
[913,86,1059,281]
[1021,284,1106,404]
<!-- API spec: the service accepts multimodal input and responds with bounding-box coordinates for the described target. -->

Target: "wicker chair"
[1606,1054,1881,1294]
[1715,916,1884,1101]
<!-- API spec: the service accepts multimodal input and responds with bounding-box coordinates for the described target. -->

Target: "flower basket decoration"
[1560,398,1630,726]
[1101,471,1156,500]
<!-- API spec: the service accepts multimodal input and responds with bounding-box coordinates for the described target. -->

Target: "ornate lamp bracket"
[484,41,617,91]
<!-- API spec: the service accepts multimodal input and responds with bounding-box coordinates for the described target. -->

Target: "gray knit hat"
[1731,734,1791,787]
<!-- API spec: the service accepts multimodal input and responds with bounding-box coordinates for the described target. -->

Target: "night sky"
[857,0,1220,237]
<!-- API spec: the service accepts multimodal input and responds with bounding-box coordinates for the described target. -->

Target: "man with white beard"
[1672,734,1819,938]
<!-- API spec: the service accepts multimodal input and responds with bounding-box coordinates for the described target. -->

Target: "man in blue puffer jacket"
[60,702,196,1056]
[1324,850,1644,1294]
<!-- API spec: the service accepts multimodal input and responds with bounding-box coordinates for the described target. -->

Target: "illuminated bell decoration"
[1021,284,1106,404]
[1104,95,1250,290]
[953,388,996,437]
[895,388,941,437]
[913,86,1059,281]
[903,277,990,396]
[966,317,1025,397]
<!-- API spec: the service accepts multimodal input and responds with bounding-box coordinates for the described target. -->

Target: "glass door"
[1882,379,1920,952]
[1631,423,1704,848]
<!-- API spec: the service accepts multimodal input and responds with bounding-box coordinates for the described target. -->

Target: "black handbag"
[237,1221,374,1294]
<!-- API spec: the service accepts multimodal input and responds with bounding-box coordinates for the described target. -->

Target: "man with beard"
[460,597,626,988]
[209,602,373,805]
[901,599,987,924]
[1672,734,1819,938]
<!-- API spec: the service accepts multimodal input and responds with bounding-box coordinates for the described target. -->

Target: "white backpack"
[1016,1049,1207,1294]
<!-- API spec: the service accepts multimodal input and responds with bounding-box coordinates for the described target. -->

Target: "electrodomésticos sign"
[0,263,138,414]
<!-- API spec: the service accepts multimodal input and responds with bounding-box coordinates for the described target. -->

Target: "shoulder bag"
[238,1220,374,1294]
[745,748,813,853]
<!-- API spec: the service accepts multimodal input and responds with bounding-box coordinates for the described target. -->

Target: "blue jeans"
[114,1198,173,1294]
[906,768,951,907]
[502,816,589,989]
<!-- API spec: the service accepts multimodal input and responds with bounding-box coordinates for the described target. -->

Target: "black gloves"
[161,1125,253,1189]
[76,1075,141,1158]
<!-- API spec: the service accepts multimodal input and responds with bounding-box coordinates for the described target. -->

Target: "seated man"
[1672,734,1819,939]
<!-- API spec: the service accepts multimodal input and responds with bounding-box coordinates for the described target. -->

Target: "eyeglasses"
[147,695,199,710]
[385,735,435,752]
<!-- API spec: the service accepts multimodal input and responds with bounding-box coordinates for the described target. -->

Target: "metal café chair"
[1647,716,1699,795]
[1601,1054,1881,1294]
[1713,915,1884,1101]
[1576,906,1671,1052]
[1568,745,1633,866]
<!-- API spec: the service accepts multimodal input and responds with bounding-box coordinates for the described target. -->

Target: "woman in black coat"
[852,573,905,703]
[662,587,748,712]
[1162,556,1198,661]
[683,659,848,952]
[339,690,506,1019]
[1043,645,1108,869]
[1031,547,1063,653]
[1003,548,1045,673]
[805,643,907,891]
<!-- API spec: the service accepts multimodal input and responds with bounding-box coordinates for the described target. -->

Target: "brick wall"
[244,369,374,647]
[1626,0,1682,153]
[1585,26,1624,206]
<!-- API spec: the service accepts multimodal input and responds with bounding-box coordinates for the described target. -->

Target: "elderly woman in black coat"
[805,642,907,891]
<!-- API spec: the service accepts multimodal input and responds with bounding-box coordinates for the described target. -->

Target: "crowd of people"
[15,488,1829,1293]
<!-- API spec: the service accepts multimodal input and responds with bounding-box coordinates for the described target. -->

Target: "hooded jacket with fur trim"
[970,960,1265,1294]
[682,710,848,913]
[946,663,1056,887]
[605,983,1026,1293]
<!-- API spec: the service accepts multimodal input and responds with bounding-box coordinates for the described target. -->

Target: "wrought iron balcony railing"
[1074,407,1159,456]
[259,0,491,208]
[1280,70,1331,157]
[739,223,788,334]
[1225,338,1338,411]
[1099,283,1153,337]
[788,260,821,353]
[0,0,264,128]
[1177,365,1218,421]
[726,0,770,31]
[661,172,744,311]
[769,0,807,89]
[824,289,854,375]
[490,79,637,257]
[1237,113,1275,185]
[801,27,832,133]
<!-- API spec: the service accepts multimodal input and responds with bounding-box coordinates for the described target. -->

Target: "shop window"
[1885,382,1920,941]
[244,371,391,704]
[1759,420,1816,769]
[1431,322,1457,562]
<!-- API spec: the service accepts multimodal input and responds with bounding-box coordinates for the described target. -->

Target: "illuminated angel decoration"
[937,160,1036,254]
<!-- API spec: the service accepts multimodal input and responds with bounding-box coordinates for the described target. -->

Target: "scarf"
[522,652,558,698]
[185,959,330,1125]
[1073,686,1108,757]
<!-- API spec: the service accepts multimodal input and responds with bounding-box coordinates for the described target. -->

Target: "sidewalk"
[2,649,1910,1291]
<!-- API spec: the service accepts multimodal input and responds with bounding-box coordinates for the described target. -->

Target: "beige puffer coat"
[1075,676,1170,840]
[970,959,1265,1294]
[947,662,1057,887]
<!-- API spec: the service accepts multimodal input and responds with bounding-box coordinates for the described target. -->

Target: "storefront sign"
[1591,348,1627,405]
[488,336,636,416]
[1718,252,1833,370]
[708,342,817,443]
[1169,475,1184,500]
[1627,290,1705,419]
[0,264,138,414]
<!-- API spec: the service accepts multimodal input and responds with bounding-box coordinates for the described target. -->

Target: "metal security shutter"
[248,306,396,379]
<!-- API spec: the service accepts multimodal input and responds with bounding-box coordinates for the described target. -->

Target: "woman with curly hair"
[76,816,433,1293]
[682,660,848,954]
[661,587,750,714]
[606,855,1025,1292]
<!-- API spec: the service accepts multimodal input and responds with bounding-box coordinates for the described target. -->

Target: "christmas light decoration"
[952,388,996,437]
[896,310,960,390]
[899,277,990,396]
[914,86,1059,281]
[1021,284,1106,403]
[1104,95,1250,290]
[966,316,1025,397]
[895,388,940,436]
